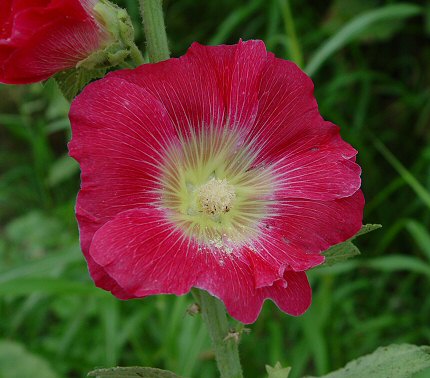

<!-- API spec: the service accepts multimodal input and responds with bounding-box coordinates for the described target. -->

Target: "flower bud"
[0,0,136,84]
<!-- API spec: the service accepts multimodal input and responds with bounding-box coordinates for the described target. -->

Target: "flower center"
[195,178,236,217]
[157,127,275,252]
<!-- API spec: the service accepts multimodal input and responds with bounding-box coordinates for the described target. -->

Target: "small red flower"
[69,40,364,324]
[0,0,109,84]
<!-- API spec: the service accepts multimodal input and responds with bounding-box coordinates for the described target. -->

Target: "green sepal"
[304,344,430,378]
[88,366,183,378]
[266,362,292,378]
[91,0,138,63]
[74,0,143,71]
[54,67,106,102]
[93,0,134,43]
[321,224,381,266]
[77,42,129,70]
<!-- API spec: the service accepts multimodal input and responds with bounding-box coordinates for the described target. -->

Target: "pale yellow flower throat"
[158,127,275,251]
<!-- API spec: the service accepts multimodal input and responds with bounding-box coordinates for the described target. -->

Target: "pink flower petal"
[250,57,360,200]
[260,271,312,318]
[266,122,361,200]
[261,190,365,272]
[0,0,13,39]
[187,40,270,128]
[109,51,226,134]
[247,250,281,288]
[196,255,311,323]
[89,208,203,297]
[111,40,270,135]
[2,19,102,83]
[69,76,177,254]
[88,207,312,324]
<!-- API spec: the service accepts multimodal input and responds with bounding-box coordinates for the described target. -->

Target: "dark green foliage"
[88,366,183,377]
[0,341,59,378]
[0,0,429,377]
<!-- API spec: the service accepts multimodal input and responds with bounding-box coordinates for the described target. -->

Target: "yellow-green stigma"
[158,127,274,252]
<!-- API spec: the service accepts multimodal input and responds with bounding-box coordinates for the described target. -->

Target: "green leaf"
[352,223,382,239]
[266,362,292,378]
[304,344,430,378]
[305,4,422,76]
[88,367,184,378]
[322,241,360,267]
[321,224,381,266]
[54,67,105,101]
[0,340,59,378]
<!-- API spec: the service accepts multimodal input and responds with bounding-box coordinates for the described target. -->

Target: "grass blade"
[305,4,422,76]
[373,138,430,210]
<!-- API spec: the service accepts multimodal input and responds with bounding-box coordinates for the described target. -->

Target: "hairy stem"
[139,0,170,63]
[192,289,243,378]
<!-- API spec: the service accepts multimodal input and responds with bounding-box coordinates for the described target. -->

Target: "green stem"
[279,0,303,67]
[139,0,170,63]
[192,289,243,378]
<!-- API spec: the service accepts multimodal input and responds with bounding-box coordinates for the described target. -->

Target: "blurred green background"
[1,0,429,377]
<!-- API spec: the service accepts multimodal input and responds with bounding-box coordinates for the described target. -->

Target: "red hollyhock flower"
[69,40,364,324]
[0,0,110,84]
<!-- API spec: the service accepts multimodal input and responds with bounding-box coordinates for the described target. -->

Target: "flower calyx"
[78,0,138,70]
